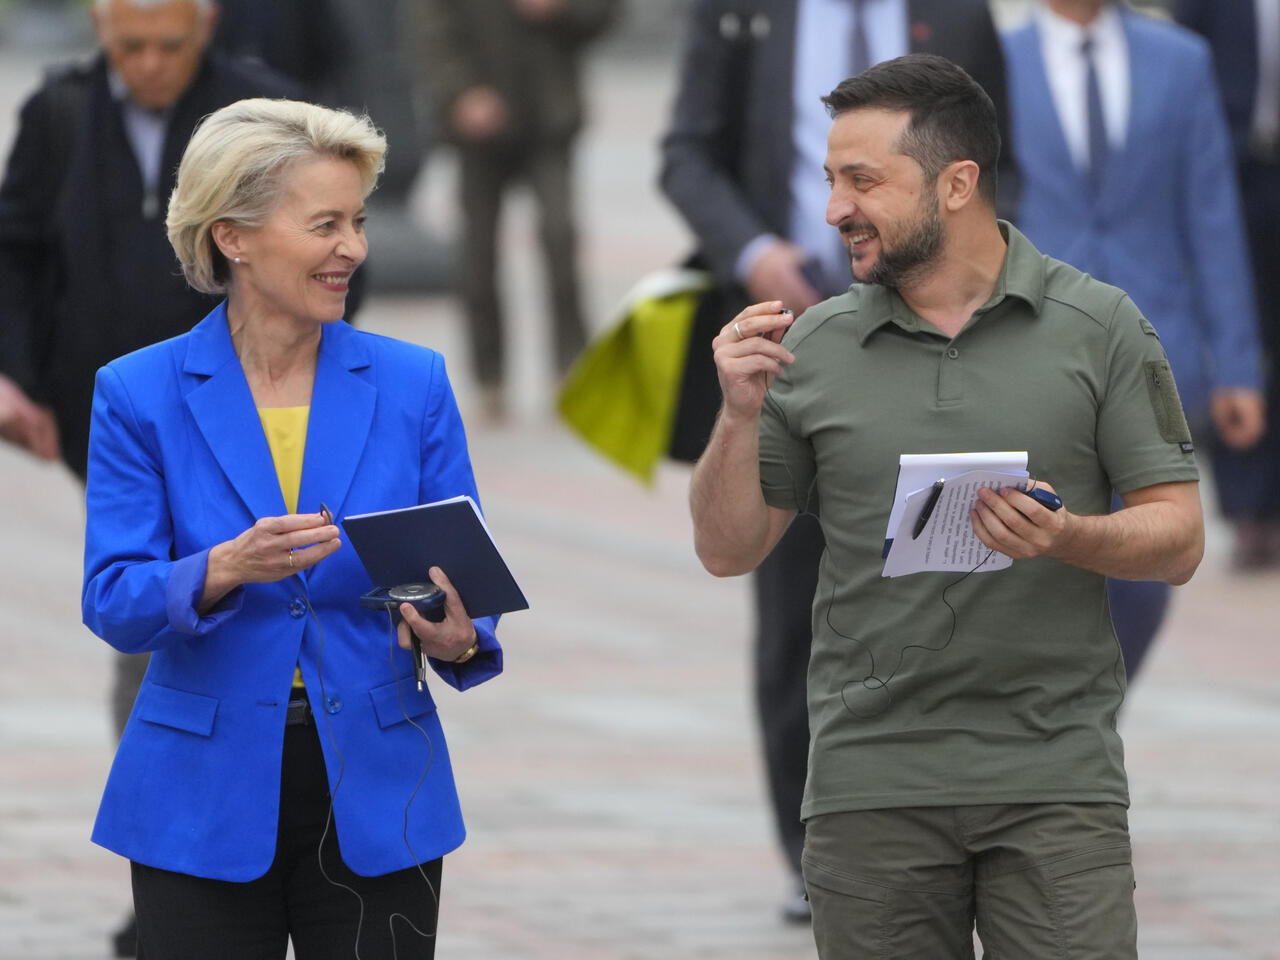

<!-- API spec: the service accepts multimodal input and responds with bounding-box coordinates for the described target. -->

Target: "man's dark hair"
[822,53,1000,205]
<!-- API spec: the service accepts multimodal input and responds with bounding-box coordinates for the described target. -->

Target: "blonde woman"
[81,99,500,959]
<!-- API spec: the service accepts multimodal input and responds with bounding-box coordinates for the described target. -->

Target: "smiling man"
[689,54,1204,958]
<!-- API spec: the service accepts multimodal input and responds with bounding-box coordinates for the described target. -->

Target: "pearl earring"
[233,257,242,264]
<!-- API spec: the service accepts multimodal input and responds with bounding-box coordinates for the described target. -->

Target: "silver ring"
[733,321,744,341]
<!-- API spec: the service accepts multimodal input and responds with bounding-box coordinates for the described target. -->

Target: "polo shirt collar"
[987,220,1047,315]
[850,220,1047,344]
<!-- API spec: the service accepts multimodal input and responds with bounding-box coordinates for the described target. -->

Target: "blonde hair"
[166,98,387,294]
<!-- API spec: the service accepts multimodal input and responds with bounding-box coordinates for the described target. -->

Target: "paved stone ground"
[1,11,1278,959]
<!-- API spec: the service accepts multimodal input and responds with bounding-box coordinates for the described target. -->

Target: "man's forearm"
[690,410,788,576]
[1050,486,1204,585]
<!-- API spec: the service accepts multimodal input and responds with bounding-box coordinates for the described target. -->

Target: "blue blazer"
[82,305,503,881]
[1004,9,1262,420]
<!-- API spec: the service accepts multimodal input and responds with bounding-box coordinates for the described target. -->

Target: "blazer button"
[325,695,342,715]
[289,598,306,618]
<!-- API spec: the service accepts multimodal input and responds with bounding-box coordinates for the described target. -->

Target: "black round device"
[388,582,446,622]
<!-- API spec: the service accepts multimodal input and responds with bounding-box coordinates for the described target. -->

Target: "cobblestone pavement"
[1,17,1278,960]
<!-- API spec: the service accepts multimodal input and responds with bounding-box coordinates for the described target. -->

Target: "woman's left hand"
[396,566,478,662]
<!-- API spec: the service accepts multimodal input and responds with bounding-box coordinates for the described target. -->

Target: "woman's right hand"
[200,512,340,612]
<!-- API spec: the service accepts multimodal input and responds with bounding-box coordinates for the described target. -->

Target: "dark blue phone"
[1027,487,1063,511]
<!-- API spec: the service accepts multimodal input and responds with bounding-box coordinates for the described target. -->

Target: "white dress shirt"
[736,0,908,292]
[1036,4,1130,174]
[107,67,173,217]
[1253,0,1280,147]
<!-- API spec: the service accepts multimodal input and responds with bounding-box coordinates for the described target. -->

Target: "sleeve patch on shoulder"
[1144,359,1193,445]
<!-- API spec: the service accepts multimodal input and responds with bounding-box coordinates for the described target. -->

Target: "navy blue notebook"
[342,496,529,619]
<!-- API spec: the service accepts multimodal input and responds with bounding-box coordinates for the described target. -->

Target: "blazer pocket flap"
[802,856,890,903]
[369,677,438,729]
[1042,843,1132,881]
[135,684,219,737]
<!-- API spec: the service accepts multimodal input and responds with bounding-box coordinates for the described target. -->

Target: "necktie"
[1082,34,1108,196]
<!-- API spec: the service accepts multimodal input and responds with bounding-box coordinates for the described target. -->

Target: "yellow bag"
[557,268,712,484]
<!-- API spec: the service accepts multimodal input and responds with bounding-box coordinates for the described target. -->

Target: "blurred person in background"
[211,0,345,97]
[1002,0,1265,681]
[409,0,620,420]
[0,0,302,953]
[1176,0,1280,569]
[659,0,1016,923]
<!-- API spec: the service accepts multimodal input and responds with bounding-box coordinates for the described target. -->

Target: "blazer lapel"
[182,311,375,530]
[296,320,375,529]
[1107,9,1150,206]
[182,304,286,520]
[1018,22,1090,198]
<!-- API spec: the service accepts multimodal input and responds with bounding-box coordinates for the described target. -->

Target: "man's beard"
[854,197,945,291]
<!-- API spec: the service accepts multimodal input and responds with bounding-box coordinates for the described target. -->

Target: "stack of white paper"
[881,452,1029,578]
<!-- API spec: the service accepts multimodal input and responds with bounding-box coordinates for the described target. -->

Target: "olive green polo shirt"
[759,222,1199,819]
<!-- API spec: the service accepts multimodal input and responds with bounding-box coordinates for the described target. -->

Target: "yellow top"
[258,405,310,690]
[257,406,309,514]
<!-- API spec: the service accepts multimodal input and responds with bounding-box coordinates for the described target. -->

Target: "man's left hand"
[971,482,1068,560]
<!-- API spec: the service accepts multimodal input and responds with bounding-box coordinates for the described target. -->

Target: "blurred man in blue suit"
[1003,0,1266,681]
[1176,0,1280,569]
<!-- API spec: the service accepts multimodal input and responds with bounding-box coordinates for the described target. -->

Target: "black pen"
[912,479,945,539]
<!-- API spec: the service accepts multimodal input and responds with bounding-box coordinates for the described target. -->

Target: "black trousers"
[752,513,824,876]
[132,720,442,960]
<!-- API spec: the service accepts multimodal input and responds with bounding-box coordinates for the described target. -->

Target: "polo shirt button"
[325,695,342,715]
[946,347,960,359]
[289,598,305,618]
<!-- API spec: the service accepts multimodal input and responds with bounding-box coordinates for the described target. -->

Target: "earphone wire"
[771,462,996,715]
[777,463,1125,723]
[833,548,995,718]
[303,596,441,960]
[306,592,369,958]
[383,608,439,952]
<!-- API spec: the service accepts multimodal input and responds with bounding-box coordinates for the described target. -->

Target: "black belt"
[286,696,313,726]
